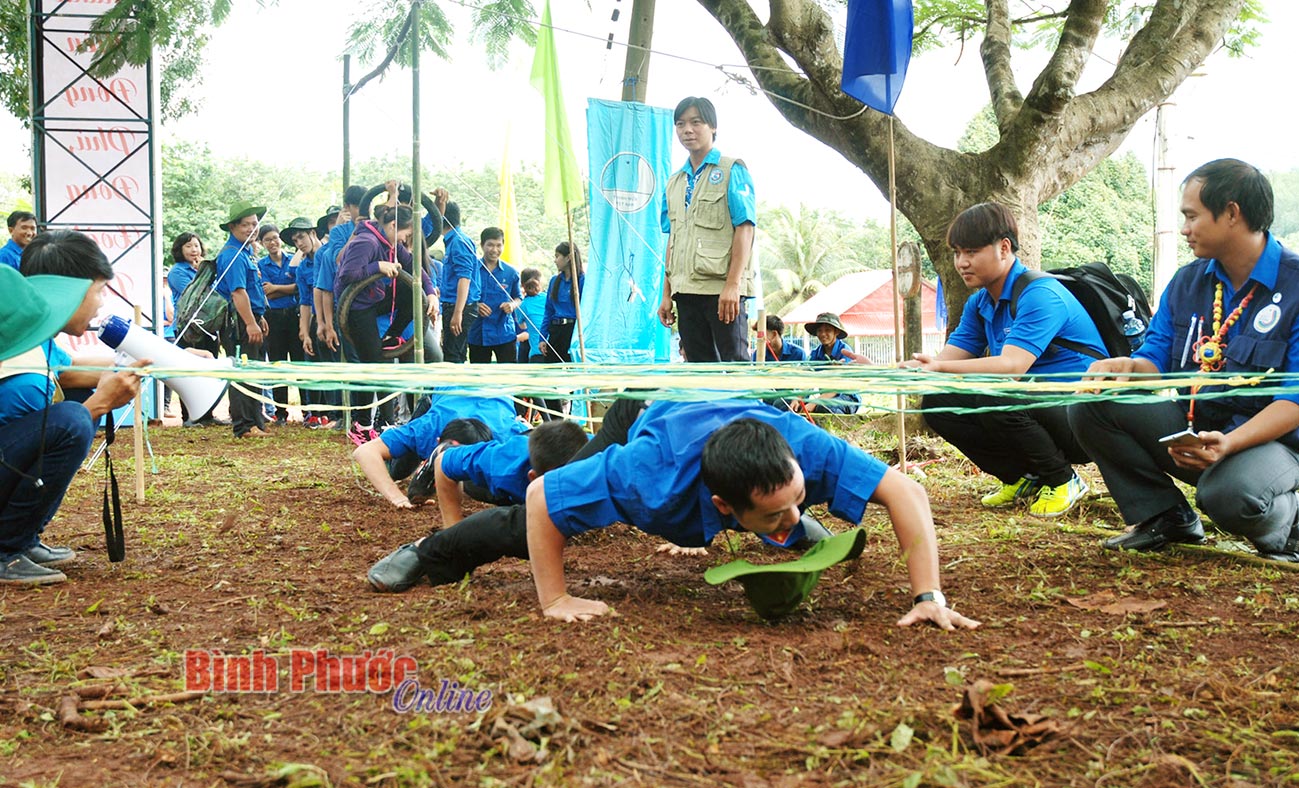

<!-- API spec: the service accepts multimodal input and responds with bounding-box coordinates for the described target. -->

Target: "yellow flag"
[529,0,585,216]
[498,129,524,267]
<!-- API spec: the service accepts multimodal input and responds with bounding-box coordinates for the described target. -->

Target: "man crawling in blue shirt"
[352,392,527,508]
[368,396,977,629]
[367,419,591,591]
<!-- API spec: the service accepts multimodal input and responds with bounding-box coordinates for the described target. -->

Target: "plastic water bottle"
[1121,309,1146,352]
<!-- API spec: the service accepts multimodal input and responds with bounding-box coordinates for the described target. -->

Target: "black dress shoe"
[1258,524,1299,563]
[1104,505,1204,552]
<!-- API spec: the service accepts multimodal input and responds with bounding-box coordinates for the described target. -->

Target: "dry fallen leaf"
[78,666,131,679]
[1065,590,1167,615]
[954,679,1061,756]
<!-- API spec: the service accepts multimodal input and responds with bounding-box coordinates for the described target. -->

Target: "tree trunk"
[696,0,1246,322]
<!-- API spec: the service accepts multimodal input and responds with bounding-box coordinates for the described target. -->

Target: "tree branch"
[347,4,417,98]
[1022,0,1107,116]
[980,0,1023,131]
[1065,0,1246,185]
[694,0,979,259]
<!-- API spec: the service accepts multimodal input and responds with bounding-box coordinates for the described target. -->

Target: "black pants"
[675,293,748,362]
[533,321,575,419]
[348,303,395,427]
[310,316,341,412]
[469,341,518,364]
[0,402,95,559]
[571,397,647,463]
[441,304,479,364]
[223,319,266,437]
[922,393,1087,487]
[413,505,529,586]
[1068,399,1299,551]
[264,307,304,420]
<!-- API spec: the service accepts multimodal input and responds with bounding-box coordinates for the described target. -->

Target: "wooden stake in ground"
[133,305,145,503]
[888,116,907,472]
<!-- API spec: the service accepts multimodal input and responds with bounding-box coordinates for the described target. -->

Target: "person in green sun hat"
[0,245,147,585]
[524,398,982,630]
[213,200,270,438]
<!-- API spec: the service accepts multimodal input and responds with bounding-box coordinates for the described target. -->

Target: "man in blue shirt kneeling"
[1069,159,1299,561]
[902,203,1105,519]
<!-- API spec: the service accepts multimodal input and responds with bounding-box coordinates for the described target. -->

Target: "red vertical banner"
[30,0,158,353]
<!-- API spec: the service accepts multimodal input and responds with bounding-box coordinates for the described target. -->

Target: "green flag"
[530,0,585,216]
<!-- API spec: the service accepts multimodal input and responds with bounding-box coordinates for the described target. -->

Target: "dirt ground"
[2,416,1298,788]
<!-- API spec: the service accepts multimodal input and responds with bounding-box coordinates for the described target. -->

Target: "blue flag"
[582,99,673,363]
[840,0,914,115]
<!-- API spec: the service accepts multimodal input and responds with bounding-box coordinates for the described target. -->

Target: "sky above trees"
[3,1,1299,225]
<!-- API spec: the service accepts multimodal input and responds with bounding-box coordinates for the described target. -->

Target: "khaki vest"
[665,156,754,296]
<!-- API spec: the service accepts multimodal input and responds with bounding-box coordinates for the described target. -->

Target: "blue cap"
[97,314,131,348]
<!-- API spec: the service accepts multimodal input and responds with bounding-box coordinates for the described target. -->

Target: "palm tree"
[759,204,876,315]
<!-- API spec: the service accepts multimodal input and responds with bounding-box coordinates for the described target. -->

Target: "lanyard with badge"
[1186,281,1258,428]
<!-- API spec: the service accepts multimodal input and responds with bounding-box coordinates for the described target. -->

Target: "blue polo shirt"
[439,434,534,504]
[1137,234,1299,404]
[167,261,198,304]
[0,239,21,270]
[543,399,887,549]
[214,236,262,314]
[659,147,757,232]
[541,273,584,336]
[379,394,526,460]
[313,221,355,298]
[470,260,521,347]
[313,241,336,296]
[945,259,1105,378]
[753,340,806,362]
[296,252,316,313]
[258,254,299,309]
[809,338,852,362]
[0,342,69,426]
[440,228,480,306]
[518,292,547,350]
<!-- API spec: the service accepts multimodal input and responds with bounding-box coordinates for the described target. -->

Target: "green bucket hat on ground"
[805,312,848,340]
[0,266,92,361]
[219,200,267,232]
[704,528,867,620]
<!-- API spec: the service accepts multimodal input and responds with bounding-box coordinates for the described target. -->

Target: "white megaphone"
[98,315,231,420]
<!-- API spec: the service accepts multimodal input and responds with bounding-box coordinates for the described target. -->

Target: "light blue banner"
[582,99,673,363]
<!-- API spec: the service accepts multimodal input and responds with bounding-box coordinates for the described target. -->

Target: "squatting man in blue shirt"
[901,203,1104,518]
[1069,159,1299,562]
[524,399,982,630]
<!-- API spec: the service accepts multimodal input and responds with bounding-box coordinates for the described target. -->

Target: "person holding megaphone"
[0,232,148,584]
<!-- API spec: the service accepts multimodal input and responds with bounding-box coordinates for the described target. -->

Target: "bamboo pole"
[132,305,145,503]
[409,0,424,362]
[888,116,907,472]
[752,236,766,363]
[564,201,587,362]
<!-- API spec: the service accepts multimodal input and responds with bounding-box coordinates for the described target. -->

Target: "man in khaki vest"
[657,97,756,362]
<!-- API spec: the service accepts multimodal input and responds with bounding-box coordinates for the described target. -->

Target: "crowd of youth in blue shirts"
[162,186,586,437]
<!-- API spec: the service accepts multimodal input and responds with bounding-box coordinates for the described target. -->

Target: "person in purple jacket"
[334,205,437,430]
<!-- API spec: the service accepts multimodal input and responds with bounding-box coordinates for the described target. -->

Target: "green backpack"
[174,260,229,345]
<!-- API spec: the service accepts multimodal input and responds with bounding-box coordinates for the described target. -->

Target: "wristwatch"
[913,590,947,608]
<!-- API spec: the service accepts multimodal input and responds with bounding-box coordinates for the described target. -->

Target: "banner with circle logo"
[582,99,673,363]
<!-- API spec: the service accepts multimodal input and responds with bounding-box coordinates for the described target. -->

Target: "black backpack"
[1010,262,1153,359]
[174,260,230,345]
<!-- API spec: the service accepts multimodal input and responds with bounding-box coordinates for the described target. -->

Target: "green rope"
[22,359,1298,416]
